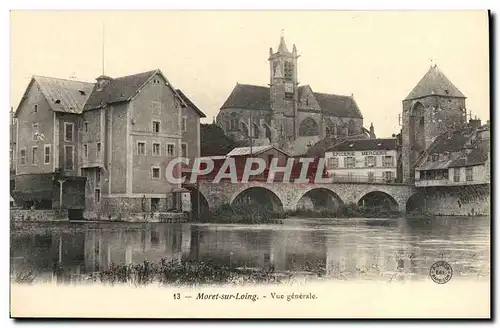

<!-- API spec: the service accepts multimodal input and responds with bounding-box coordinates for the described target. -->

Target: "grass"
[85,258,294,286]
[196,203,285,224]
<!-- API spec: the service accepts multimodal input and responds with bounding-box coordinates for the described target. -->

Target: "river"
[10,216,490,284]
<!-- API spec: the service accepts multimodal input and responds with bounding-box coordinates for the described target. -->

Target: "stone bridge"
[192,181,418,213]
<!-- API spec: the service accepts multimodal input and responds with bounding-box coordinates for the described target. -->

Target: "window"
[31,146,39,165]
[151,198,160,212]
[431,154,439,162]
[182,116,187,132]
[368,172,375,182]
[167,144,175,156]
[84,122,89,133]
[97,142,101,158]
[285,93,294,100]
[454,169,461,182]
[284,61,293,81]
[32,123,39,141]
[84,144,88,159]
[384,171,394,182]
[181,143,188,157]
[64,122,74,142]
[345,157,355,168]
[94,189,101,203]
[466,167,473,182]
[383,156,394,167]
[152,121,160,133]
[152,167,160,179]
[44,145,51,164]
[365,156,376,167]
[327,157,339,169]
[34,104,38,113]
[152,143,160,156]
[19,148,26,165]
[96,171,101,187]
[137,142,146,155]
[65,146,74,170]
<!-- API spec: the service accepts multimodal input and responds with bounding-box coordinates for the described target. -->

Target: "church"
[216,36,375,156]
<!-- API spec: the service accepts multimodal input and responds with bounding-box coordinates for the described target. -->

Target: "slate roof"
[226,145,290,157]
[84,70,159,110]
[221,84,363,118]
[327,138,397,152]
[449,140,490,168]
[29,76,94,114]
[426,129,472,154]
[221,84,272,111]
[405,65,466,101]
[313,92,363,119]
[176,89,206,118]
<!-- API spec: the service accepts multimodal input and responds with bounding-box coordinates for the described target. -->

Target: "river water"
[10,216,490,284]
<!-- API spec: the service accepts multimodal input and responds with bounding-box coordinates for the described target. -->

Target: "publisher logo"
[429,261,453,284]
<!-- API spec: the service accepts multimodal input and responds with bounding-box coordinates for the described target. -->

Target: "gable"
[298,85,321,110]
[16,76,93,116]
[84,69,186,111]
[14,79,52,119]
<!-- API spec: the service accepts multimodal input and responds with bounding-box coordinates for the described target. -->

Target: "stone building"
[401,64,468,183]
[324,138,399,183]
[216,36,371,156]
[13,69,205,218]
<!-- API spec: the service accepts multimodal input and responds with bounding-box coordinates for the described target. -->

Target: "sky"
[10,10,489,137]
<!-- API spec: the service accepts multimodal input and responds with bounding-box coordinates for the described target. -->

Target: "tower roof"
[277,36,290,54]
[405,65,466,101]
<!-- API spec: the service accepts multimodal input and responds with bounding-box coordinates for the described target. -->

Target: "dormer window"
[431,154,439,162]
[79,90,86,96]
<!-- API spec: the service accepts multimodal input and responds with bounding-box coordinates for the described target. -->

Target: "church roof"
[405,65,466,101]
[221,84,363,118]
[221,84,272,111]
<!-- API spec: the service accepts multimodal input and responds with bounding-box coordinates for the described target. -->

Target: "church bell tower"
[268,34,299,145]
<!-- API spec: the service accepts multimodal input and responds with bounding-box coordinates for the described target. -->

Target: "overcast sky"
[10,10,489,137]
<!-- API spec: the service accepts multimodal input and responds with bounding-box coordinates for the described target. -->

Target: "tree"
[200,124,237,156]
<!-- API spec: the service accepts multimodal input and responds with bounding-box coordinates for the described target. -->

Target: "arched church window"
[252,124,260,138]
[299,117,319,137]
[240,122,249,136]
[284,61,293,81]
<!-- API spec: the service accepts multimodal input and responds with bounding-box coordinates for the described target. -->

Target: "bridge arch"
[296,187,344,212]
[186,187,210,215]
[405,192,426,214]
[357,190,399,212]
[230,186,284,213]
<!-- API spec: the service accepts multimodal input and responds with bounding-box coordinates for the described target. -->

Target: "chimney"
[96,75,112,91]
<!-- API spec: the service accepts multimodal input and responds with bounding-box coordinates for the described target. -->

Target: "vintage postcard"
[9,10,490,319]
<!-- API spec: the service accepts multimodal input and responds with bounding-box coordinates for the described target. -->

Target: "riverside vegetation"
[194,203,402,224]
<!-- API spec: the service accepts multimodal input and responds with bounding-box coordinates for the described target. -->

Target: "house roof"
[426,129,472,154]
[220,84,363,118]
[327,138,397,152]
[84,69,186,111]
[448,140,490,168]
[416,159,454,171]
[23,76,95,114]
[176,89,206,118]
[226,145,290,157]
[405,65,466,101]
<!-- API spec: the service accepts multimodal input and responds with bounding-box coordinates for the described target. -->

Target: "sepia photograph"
[8,9,491,319]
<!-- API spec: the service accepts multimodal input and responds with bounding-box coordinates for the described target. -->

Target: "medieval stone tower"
[268,36,299,146]
[401,64,467,183]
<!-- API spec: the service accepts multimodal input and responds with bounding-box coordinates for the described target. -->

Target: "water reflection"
[10,216,490,284]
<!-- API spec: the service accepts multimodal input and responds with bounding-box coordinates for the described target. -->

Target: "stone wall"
[10,209,69,222]
[83,209,186,222]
